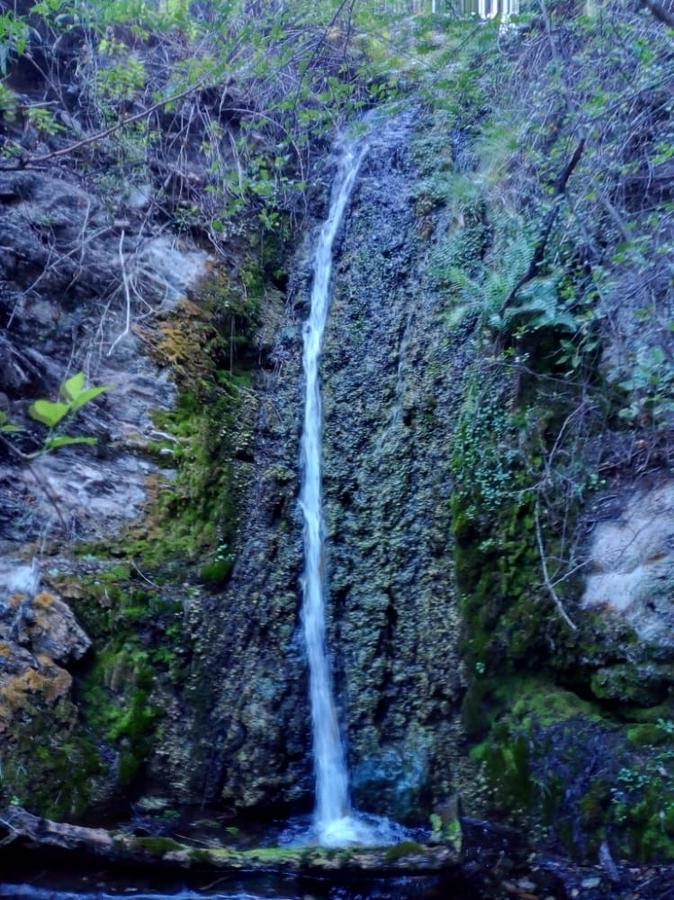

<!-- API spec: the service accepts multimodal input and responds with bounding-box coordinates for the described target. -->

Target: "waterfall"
[299,138,367,848]
[296,118,413,851]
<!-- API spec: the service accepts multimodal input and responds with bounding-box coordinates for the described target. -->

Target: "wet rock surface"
[320,112,468,818]
[156,234,310,808]
[583,480,674,646]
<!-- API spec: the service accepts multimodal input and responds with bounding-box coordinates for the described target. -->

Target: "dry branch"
[534,502,578,631]
[503,138,585,310]
[1,81,210,169]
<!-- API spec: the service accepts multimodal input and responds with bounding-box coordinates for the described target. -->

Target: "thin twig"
[534,501,577,631]
[108,231,132,357]
[503,138,585,310]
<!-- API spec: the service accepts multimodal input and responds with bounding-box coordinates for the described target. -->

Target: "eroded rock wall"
[321,114,467,820]
[178,111,470,820]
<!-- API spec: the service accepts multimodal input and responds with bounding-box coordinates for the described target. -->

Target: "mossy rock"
[504,677,606,728]
[590,663,674,706]
[472,675,674,862]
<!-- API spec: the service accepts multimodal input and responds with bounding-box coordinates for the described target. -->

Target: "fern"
[442,221,578,339]
[506,277,578,334]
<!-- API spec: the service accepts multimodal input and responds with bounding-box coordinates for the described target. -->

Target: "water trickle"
[297,118,417,851]
[1,559,40,598]
[299,136,369,848]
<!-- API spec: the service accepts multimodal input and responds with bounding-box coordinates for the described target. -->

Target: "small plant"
[0,81,17,119]
[618,345,674,426]
[25,105,63,137]
[429,811,462,851]
[26,371,111,454]
[0,13,28,75]
[97,56,147,102]
[0,411,21,435]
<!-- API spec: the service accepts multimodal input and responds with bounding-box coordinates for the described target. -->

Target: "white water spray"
[299,138,369,848]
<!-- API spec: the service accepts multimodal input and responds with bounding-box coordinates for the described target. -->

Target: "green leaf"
[29,400,70,428]
[69,384,112,413]
[43,435,97,452]
[61,371,86,402]
[0,411,21,434]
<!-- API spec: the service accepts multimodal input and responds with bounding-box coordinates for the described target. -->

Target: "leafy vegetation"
[0,0,403,251]
[0,372,110,460]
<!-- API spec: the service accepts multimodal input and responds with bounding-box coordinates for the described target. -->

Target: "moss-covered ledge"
[0,807,459,875]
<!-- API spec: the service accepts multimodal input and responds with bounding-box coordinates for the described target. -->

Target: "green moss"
[626,724,664,746]
[622,790,674,861]
[460,677,494,738]
[470,674,674,861]
[384,841,425,861]
[504,677,605,728]
[240,847,304,862]
[79,641,161,787]
[132,836,184,855]
[578,779,609,832]
[200,556,234,585]
[591,664,674,706]
[623,701,674,724]
[0,712,103,820]
[450,375,561,687]
[472,730,534,811]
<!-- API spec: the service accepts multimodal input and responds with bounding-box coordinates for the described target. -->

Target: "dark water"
[0,880,475,900]
[0,862,479,900]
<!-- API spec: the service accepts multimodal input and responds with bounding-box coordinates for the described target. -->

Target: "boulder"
[582,481,674,648]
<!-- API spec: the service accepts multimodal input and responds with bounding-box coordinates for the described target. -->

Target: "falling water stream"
[298,130,408,850]
[299,135,368,849]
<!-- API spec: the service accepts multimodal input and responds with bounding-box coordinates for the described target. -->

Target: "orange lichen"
[45,668,72,703]
[1,669,47,715]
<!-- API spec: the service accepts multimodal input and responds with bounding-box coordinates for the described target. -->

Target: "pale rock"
[582,481,674,646]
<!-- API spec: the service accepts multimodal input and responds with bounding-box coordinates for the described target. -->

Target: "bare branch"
[534,502,578,631]
[2,81,209,169]
[108,231,132,358]
[503,138,585,309]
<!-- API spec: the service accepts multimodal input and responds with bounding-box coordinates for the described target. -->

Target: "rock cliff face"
[0,168,208,550]
[583,482,674,646]
[0,563,91,812]
[321,114,467,820]
[0,159,227,817]
[165,111,473,821]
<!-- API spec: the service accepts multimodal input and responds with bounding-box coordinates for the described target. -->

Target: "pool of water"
[0,812,477,900]
[0,878,476,900]
[0,859,479,900]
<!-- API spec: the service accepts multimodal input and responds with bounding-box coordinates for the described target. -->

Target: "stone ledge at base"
[0,807,459,875]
